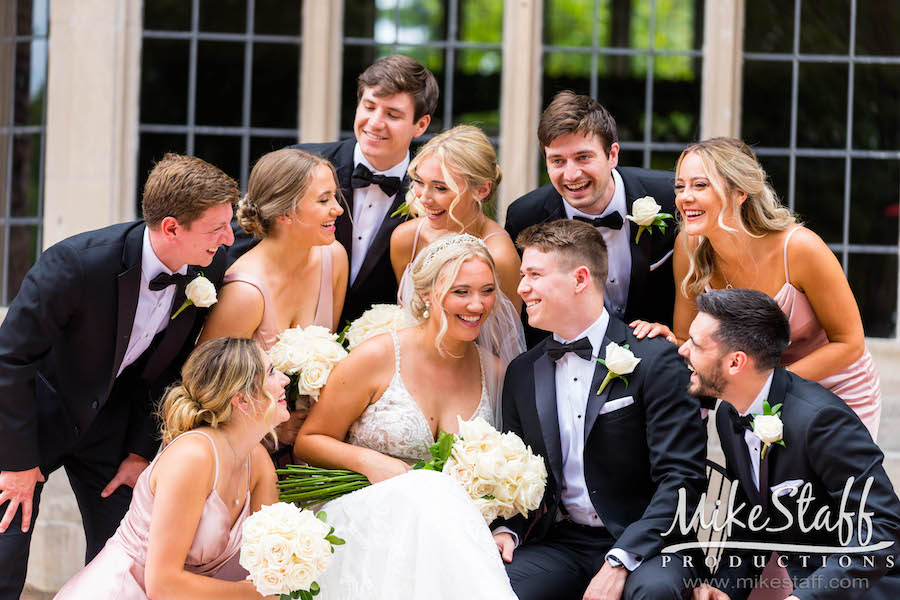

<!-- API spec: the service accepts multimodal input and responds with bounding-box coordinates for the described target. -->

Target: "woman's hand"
[359,452,411,485]
[275,410,308,445]
[629,320,676,343]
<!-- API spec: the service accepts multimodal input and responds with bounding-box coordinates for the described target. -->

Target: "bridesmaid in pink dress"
[200,149,349,461]
[55,338,290,599]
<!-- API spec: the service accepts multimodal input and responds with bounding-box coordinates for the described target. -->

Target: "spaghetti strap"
[410,219,427,258]
[162,430,220,489]
[482,230,508,243]
[390,330,401,375]
[314,245,334,329]
[783,227,802,282]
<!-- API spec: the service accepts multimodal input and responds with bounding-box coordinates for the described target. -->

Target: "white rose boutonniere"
[171,274,217,319]
[625,196,673,243]
[595,342,641,395]
[753,400,786,459]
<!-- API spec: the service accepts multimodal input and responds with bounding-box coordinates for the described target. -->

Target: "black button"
[573,377,578,381]
[74,425,80,436]
[577,414,582,419]
[358,236,362,240]
[91,400,99,410]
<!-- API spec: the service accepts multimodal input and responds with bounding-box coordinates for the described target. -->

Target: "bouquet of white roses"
[419,416,548,524]
[342,304,415,350]
[268,326,347,411]
[240,502,344,600]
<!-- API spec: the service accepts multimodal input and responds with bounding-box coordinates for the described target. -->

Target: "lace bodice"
[347,331,495,464]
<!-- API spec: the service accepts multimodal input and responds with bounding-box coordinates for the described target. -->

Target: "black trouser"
[0,386,137,600]
[505,520,695,600]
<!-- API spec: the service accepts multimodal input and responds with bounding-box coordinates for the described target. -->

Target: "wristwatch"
[606,554,625,569]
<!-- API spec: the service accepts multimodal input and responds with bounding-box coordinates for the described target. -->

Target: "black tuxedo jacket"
[505,167,677,346]
[714,368,900,600]
[228,138,410,326]
[499,316,707,565]
[0,222,227,471]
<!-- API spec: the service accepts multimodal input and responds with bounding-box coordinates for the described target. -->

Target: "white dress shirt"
[117,228,187,378]
[739,371,775,491]
[563,169,631,320]
[349,144,409,284]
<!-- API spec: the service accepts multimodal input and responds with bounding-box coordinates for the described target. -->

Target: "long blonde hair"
[159,338,275,446]
[406,125,502,229]
[409,234,499,356]
[677,137,797,296]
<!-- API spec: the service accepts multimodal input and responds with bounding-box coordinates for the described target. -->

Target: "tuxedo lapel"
[141,267,197,383]
[542,190,566,224]
[334,145,356,265]
[757,368,791,510]
[620,173,653,308]
[349,178,409,295]
[584,317,627,437]
[112,225,145,382]
[721,406,763,506]
[533,352,563,485]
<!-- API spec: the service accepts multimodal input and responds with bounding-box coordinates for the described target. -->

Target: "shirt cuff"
[491,526,519,549]
[606,548,642,571]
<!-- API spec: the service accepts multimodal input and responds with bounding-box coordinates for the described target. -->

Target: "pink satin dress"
[223,243,335,351]
[54,431,250,599]
[776,227,882,441]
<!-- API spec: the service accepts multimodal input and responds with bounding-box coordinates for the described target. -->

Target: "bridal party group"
[0,54,897,600]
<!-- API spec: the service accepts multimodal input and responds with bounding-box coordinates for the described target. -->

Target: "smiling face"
[411,153,483,229]
[261,352,291,426]
[430,257,496,343]
[288,164,344,245]
[172,202,235,267]
[678,312,729,398]
[545,131,619,215]
[675,151,733,237]
[517,247,578,334]
[354,87,430,172]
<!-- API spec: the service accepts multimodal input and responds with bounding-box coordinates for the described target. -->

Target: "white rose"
[252,565,289,597]
[185,275,218,307]
[239,542,263,572]
[753,414,783,444]
[603,342,641,376]
[625,196,662,227]
[259,533,293,568]
[472,448,507,484]
[456,416,498,443]
[473,497,501,525]
[303,325,339,343]
[297,360,331,397]
[308,338,348,366]
[285,562,316,593]
[346,304,415,349]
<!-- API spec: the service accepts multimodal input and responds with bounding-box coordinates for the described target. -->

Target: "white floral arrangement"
[344,304,416,350]
[240,502,344,600]
[268,325,348,409]
[421,416,548,525]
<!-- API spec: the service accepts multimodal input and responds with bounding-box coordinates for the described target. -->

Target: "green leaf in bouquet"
[326,534,346,545]
[300,590,313,600]
[310,582,321,595]
[328,526,335,536]
[280,594,291,600]
[482,494,495,500]
[412,459,427,470]
[316,511,328,522]
[437,430,454,459]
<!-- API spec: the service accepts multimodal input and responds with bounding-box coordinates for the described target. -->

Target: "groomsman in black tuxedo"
[505,92,677,347]
[494,219,706,600]
[0,154,237,598]
[682,289,900,600]
[229,54,438,325]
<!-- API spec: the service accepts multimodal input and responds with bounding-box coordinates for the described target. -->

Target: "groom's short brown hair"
[142,153,239,229]
[516,219,609,292]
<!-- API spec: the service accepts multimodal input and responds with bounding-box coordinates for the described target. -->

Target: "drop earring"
[423,300,431,319]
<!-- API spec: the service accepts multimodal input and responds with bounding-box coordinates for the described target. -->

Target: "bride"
[293,234,518,599]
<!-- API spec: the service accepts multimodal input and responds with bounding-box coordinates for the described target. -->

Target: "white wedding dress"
[314,332,517,599]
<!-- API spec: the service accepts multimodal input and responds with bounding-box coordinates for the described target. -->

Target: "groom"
[0,154,237,598]
[494,219,707,599]
[683,289,900,600]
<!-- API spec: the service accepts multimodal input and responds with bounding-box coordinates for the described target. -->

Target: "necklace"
[220,428,247,507]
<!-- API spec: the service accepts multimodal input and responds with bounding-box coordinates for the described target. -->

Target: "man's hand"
[691,584,731,600]
[493,532,515,563]
[0,467,45,533]
[583,560,627,600]
[101,453,150,498]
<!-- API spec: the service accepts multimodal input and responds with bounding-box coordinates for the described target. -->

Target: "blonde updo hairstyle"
[676,137,797,297]
[159,338,275,446]
[237,148,342,239]
[409,235,499,356]
[406,125,502,229]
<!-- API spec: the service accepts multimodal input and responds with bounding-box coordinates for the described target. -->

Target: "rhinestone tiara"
[420,233,488,269]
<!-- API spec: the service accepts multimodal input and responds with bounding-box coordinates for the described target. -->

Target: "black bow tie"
[149,272,192,291]
[730,412,755,436]
[573,212,624,230]
[546,337,594,361]
[351,163,403,197]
